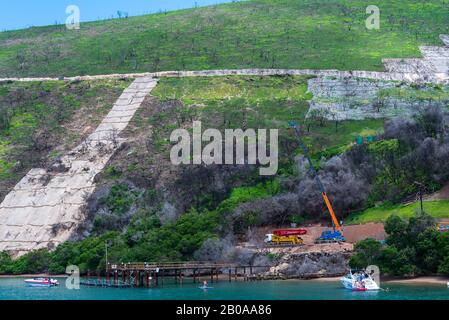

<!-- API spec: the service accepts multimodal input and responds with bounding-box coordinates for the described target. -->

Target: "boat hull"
[26,283,53,288]
[24,278,59,287]
[340,275,380,291]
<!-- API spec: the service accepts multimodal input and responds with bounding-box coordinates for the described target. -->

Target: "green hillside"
[0,0,448,77]
[347,200,449,224]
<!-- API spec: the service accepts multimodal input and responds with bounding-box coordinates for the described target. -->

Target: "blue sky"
[0,0,236,31]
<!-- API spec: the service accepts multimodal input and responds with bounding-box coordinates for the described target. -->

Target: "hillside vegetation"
[351,212,449,276]
[0,0,448,77]
[0,79,132,201]
[347,200,449,224]
[0,75,384,273]
[1,74,449,273]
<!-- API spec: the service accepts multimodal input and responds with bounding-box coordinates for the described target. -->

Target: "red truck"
[273,229,307,236]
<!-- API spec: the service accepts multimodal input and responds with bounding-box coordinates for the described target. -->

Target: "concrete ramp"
[0,77,157,256]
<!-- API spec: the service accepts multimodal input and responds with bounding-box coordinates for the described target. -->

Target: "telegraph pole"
[414,181,425,214]
[105,241,108,272]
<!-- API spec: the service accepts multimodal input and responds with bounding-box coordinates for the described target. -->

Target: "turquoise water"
[0,277,448,300]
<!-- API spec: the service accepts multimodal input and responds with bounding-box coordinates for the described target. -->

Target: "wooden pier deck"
[86,262,272,288]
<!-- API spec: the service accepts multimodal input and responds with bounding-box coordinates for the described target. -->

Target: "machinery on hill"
[438,223,449,232]
[289,121,346,244]
[264,229,307,246]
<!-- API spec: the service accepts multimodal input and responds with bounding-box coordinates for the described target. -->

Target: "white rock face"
[382,37,449,83]
[0,77,157,256]
[307,77,448,121]
[307,36,449,121]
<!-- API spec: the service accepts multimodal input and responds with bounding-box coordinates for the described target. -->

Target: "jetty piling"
[80,262,270,288]
[79,262,270,288]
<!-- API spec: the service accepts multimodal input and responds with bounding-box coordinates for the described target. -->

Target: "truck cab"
[264,234,273,243]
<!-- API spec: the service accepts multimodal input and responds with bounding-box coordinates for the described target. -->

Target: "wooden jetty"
[81,262,271,288]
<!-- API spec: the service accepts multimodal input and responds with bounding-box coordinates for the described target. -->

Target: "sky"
[0,0,237,31]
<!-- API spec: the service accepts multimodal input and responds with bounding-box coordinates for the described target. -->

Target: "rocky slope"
[0,77,157,256]
[0,34,448,258]
[266,251,352,278]
[236,243,354,278]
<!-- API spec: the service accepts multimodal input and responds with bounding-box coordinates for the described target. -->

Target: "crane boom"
[289,122,343,232]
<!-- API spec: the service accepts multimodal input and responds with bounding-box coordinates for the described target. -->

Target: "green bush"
[217,180,281,215]
[349,238,383,269]
[351,212,448,277]
[102,184,139,215]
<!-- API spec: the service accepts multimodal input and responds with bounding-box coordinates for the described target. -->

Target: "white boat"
[24,278,59,287]
[340,270,380,291]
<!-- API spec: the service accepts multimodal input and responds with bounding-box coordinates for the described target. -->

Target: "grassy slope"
[0,0,448,77]
[152,75,383,161]
[149,77,449,226]
[0,79,132,201]
[99,75,383,218]
[347,200,449,224]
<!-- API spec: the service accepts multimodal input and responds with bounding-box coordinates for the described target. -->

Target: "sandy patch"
[385,276,449,285]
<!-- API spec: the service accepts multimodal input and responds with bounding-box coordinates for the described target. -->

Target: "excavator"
[289,121,346,244]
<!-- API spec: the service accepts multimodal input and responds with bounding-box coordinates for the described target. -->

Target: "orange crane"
[289,122,345,243]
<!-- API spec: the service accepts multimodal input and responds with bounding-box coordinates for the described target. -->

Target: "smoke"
[159,202,178,225]
[297,155,369,218]
[383,117,422,148]
[232,192,301,226]
[384,106,447,147]
[230,153,369,226]
[194,234,267,267]
[221,106,449,240]
[413,137,449,182]
[415,105,446,138]
[194,236,235,262]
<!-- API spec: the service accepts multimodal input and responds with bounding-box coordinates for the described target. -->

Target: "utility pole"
[414,181,425,214]
[105,241,108,272]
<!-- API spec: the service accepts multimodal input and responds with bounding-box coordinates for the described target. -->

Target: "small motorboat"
[341,270,380,291]
[24,278,59,287]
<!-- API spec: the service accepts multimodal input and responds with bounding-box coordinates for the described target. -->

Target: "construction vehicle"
[264,229,306,246]
[273,229,307,236]
[438,223,449,232]
[289,121,346,244]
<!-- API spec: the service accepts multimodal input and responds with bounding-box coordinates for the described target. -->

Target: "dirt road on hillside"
[241,223,386,255]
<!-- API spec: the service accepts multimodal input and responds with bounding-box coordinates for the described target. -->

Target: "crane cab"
[315,230,346,244]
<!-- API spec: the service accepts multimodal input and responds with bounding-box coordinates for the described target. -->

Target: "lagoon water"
[0,277,448,300]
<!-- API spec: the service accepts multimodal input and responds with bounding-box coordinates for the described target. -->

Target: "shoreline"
[383,276,449,285]
[1,274,448,285]
[0,274,67,278]
[315,275,449,285]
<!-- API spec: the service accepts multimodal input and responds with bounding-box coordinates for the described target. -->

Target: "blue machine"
[315,230,346,243]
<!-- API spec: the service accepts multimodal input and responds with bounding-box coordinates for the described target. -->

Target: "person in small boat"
[203,280,208,288]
